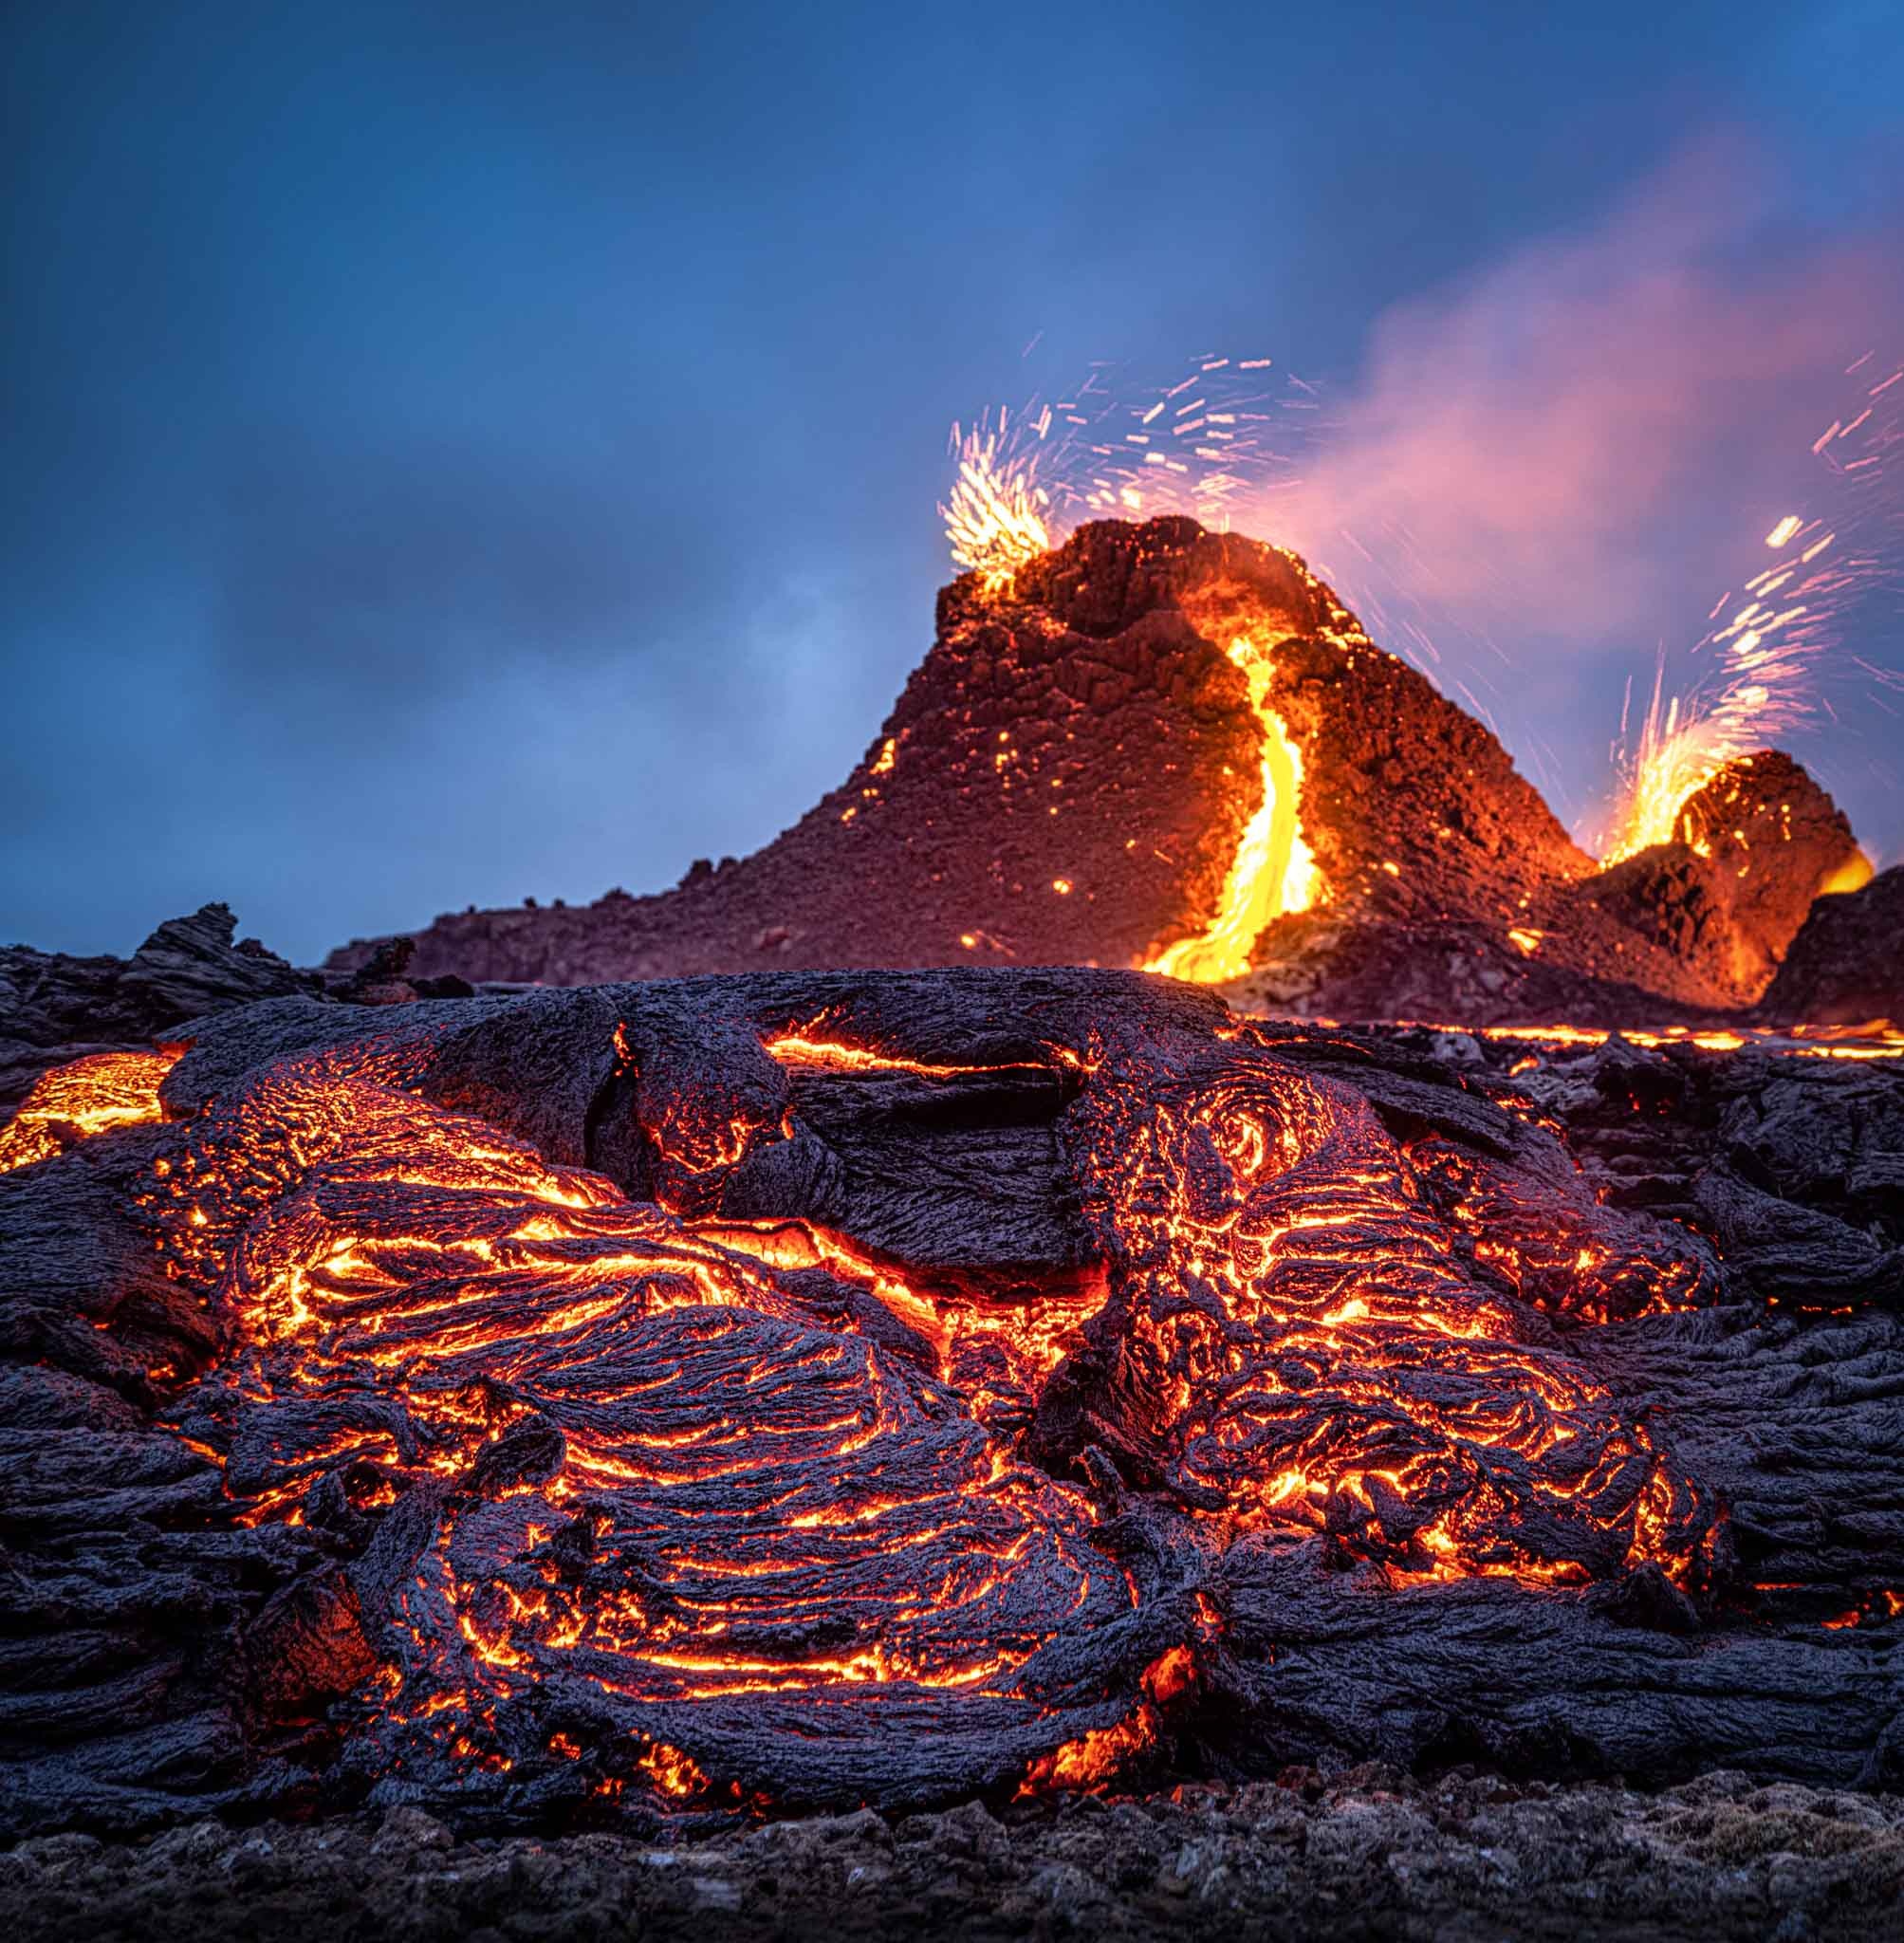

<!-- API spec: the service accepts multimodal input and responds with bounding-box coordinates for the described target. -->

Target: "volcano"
[329,517,1871,1027]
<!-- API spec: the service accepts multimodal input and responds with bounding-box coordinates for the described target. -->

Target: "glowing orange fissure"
[1142,574,1364,984]
[1445,1020,1904,1064]
[0,1047,180,1175]
[1016,1639,1205,1798]
[1142,626,1318,985]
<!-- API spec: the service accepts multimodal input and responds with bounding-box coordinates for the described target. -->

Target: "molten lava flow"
[1458,1021,1904,1063]
[142,998,1724,1807]
[941,416,1050,596]
[158,1035,1138,1801]
[1066,1018,1723,1589]
[1143,626,1317,984]
[0,1048,179,1174]
[760,1027,1039,1083]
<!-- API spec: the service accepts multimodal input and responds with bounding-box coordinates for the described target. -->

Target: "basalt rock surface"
[327,519,1872,1026]
[3,962,1902,1854]
[1761,865,1904,1027]
[9,1768,1904,1942]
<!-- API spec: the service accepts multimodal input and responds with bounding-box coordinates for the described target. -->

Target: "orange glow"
[1143,624,1319,983]
[638,1740,708,1799]
[1445,1020,1904,1063]
[140,991,1740,1805]
[0,1047,180,1175]
[1599,515,1842,863]
[760,1027,1042,1082]
[1019,1701,1158,1794]
[941,415,1050,596]
[147,1022,1136,1802]
[1818,850,1876,897]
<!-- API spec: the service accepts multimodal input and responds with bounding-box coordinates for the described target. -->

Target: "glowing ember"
[0,1048,179,1175]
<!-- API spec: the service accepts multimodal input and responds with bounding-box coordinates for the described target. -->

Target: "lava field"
[4,916,1902,1843]
[5,517,1902,1928]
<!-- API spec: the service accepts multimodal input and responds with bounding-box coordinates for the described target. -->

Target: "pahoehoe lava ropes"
[5,955,1902,1835]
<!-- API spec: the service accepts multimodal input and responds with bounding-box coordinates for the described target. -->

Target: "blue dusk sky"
[5,0,1902,961]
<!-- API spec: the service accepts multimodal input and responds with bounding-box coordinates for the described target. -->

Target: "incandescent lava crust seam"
[33,971,1744,1822]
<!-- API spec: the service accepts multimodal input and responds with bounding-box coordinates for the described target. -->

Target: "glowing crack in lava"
[120,995,1725,1810]
[0,1047,179,1175]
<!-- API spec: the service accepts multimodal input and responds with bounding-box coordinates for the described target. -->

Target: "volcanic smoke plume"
[330,517,1869,1027]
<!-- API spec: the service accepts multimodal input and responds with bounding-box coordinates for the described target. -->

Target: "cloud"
[1264,138,1904,651]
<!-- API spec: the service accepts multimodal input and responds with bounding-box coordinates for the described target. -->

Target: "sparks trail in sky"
[946,347,1904,863]
[942,356,1323,582]
[942,353,1497,717]
[1598,352,1904,861]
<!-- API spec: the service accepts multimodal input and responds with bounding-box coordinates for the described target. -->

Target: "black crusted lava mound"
[1759,863,1904,1026]
[326,517,1871,1027]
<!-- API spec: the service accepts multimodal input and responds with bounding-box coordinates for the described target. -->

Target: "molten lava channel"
[0,1047,178,1175]
[1144,626,1318,984]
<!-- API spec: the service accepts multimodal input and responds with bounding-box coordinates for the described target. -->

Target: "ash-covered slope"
[329,518,1868,1023]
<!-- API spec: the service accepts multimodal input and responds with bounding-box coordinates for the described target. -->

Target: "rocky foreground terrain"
[6,910,1902,1940]
[7,1767,1904,1941]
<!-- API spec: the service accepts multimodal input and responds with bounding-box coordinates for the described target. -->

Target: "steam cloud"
[1251,139,1904,830]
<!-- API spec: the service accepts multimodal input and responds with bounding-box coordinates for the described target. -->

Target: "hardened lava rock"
[1759,863,1904,1027]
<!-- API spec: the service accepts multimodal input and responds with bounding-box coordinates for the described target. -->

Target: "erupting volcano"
[17,10,1904,1932]
[9,478,1904,1858]
[331,513,1876,1037]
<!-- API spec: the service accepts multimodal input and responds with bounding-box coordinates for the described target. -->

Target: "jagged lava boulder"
[1758,864,1904,1026]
